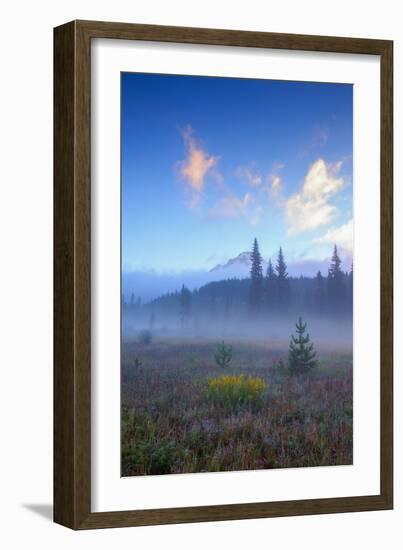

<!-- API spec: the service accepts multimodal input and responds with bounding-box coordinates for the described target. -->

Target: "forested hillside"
[123,241,352,334]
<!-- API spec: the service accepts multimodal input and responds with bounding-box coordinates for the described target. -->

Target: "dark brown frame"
[54,20,393,530]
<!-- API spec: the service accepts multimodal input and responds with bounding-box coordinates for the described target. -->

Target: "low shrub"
[122,440,176,475]
[207,374,266,408]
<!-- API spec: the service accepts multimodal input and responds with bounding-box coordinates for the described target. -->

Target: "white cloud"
[236,166,262,187]
[314,219,353,253]
[286,159,345,234]
[237,162,285,200]
[266,162,285,200]
[208,192,262,226]
[269,174,282,197]
[178,126,220,207]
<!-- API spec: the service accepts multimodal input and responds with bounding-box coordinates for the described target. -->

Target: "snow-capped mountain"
[123,249,352,302]
[210,251,251,272]
[210,251,268,277]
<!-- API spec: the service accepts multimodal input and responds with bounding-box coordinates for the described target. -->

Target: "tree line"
[123,239,352,327]
[248,238,352,318]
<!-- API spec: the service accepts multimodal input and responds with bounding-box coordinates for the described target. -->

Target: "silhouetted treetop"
[275,246,288,280]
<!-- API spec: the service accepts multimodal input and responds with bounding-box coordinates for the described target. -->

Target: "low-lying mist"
[122,310,352,349]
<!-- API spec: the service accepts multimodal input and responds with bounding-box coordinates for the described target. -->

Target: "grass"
[121,337,353,476]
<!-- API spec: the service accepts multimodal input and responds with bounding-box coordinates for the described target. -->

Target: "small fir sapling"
[214,341,233,369]
[288,317,318,375]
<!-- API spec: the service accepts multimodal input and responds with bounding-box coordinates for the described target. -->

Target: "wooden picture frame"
[54,20,393,529]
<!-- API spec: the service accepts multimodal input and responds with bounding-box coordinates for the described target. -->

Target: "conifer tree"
[327,244,345,312]
[214,341,233,369]
[288,317,318,375]
[265,258,277,310]
[266,258,275,279]
[328,244,342,278]
[248,238,263,315]
[275,246,290,309]
[276,246,287,278]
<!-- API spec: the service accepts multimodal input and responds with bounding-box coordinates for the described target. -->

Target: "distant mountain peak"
[210,251,254,273]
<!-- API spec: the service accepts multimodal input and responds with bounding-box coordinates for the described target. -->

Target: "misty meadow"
[121,73,353,476]
[122,241,353,475]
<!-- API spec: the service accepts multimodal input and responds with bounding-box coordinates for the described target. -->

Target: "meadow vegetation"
[121,335,352,476]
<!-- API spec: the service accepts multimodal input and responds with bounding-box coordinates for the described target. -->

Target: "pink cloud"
[178,126,220,207]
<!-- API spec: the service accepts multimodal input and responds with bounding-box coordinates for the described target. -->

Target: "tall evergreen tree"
[275,246,290,310]
[275,246,287,279]
[288,317,318,375]
[327,244,345,312]
[328,244,342,278]
[265,258,277,310]
[266,258,275,279]
[248,238,263,315]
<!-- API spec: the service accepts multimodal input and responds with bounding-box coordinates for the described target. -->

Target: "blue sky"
[122,73,353,274]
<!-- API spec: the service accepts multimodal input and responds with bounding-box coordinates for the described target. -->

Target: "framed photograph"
[54,20,393,529]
